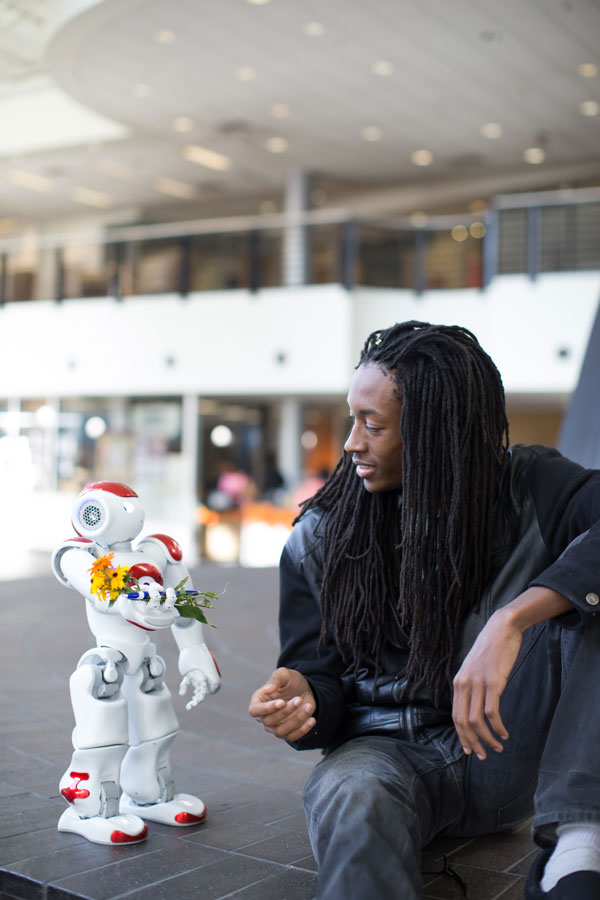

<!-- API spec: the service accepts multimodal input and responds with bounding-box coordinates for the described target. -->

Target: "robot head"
[72,481,145,545]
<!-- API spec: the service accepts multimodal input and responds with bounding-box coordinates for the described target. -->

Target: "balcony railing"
[1,188,599,304]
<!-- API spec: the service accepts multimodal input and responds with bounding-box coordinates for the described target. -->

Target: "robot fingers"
[179,671,208,710]
[164,587,177,611]
[146,583,163,610]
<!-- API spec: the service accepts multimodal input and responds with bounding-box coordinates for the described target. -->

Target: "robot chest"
[110,551,165,587]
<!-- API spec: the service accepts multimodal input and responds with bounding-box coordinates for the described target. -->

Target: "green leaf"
[174,576,189,592]
[175,599,215,627]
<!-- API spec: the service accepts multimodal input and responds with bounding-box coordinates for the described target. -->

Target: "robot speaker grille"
[79,501,104,530]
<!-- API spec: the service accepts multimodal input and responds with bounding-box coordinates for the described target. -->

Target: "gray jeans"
[303,615,600,899]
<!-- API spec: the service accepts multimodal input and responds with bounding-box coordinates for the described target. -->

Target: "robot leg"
[58,649,147,845]
[119,654,206,825]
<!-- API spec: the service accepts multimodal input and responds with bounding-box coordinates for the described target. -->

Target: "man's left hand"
[452,608,522,760]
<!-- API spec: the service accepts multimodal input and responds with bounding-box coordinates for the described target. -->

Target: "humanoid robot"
[51,480,221,845]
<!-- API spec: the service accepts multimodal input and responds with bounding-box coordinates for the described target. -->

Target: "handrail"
[492,186,600,210]
[0,207,352,254]
[1,185,598,253]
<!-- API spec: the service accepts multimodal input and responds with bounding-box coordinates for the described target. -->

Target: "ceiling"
[0,0,599,225]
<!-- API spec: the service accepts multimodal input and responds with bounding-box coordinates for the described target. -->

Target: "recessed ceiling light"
[361,125,383,142]
[133,83,151,98]
[247,0,271,5]
[410,149,434,166]
[580,100,599,116]
[523,147,545,164]
[183,144,233,171]
[265,136,289,153]
[409,211,429,227]
[371,60,394,76]
[302,21,325,36]
[236,66,256,81]
[71,186,113,208]
[451,225,469,242]
[173,116,194,132]
[270,102,290,119]
[578,62,598,77]
[9,170,53,192]
[154,178,196,199]
[154,29,175,43]
[480,122,503,139]
[469,221,486,239]
[95,159,134,180]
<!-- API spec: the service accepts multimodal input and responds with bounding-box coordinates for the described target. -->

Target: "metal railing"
[1,188,599,304]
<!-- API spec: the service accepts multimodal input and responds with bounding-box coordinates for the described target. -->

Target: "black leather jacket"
[278,445,600,750]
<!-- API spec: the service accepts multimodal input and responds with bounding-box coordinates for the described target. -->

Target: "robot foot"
[58,807,148,845]
[120,792,207,826]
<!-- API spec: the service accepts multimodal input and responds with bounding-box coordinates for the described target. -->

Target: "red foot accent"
[61,786,90,803]
[61,771,91,804]
[110,824,148,843]
[175,809,207,824]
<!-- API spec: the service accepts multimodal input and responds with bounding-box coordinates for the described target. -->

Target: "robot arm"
[172,618,221,710]
[52,542,119,614]
[136,533,221,708]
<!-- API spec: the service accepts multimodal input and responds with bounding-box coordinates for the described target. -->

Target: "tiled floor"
[0,564,537,899]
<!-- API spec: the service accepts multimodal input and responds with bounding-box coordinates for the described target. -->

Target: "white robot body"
[52,481,221,845]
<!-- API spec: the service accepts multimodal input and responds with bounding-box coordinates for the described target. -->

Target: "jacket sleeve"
[278,543,347,749]
[524,446,600,617]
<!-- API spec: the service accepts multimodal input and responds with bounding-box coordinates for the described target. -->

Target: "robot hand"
[163,587,177,611]
[146,583,162,610]
[118,581,177,628]
[143,583,176,611]
[179,669,209,710]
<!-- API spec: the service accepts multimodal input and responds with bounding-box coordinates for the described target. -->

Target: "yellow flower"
[90,573,106,595]
[107,566,128,590]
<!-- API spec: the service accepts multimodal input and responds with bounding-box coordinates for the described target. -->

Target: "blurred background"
[0,0,599,579]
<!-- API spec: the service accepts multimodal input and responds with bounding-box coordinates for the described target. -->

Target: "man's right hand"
[249,667,316,742]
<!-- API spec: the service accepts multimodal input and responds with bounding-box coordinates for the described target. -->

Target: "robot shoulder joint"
[137,533,183,565]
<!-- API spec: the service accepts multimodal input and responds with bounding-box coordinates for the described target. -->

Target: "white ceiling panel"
[0,0,596,221]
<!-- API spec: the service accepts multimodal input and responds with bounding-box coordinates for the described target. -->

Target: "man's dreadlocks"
[298,321,510,705]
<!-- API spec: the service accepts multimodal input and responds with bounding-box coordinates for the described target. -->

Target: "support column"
[283,168,309,287]
[181,393,201,563]
[277,398,303,493]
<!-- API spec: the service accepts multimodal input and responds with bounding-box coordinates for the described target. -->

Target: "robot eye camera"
[72,481,145,544]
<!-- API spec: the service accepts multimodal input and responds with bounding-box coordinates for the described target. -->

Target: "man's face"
[344,363,403,493]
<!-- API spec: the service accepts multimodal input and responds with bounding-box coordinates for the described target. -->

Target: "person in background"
[249,321,600,900]
[261,451,286,504]
[215,458,258,509]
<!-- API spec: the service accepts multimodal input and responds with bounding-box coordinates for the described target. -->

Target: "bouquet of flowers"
[88,553,218,626]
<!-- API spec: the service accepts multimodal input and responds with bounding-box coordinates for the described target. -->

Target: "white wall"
[0,284,354,398]
[353,272,600,395]
[1,273,598,401]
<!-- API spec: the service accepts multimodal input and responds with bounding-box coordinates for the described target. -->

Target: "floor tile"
[0,565,551,900]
